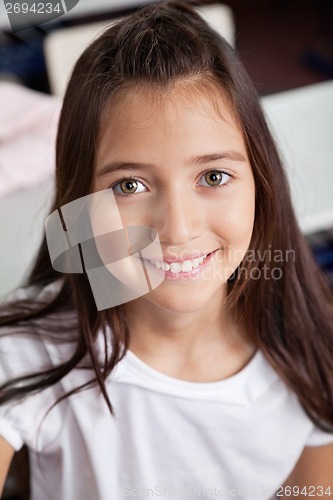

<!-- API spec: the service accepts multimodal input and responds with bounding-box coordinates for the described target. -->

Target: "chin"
[141,281,227,316]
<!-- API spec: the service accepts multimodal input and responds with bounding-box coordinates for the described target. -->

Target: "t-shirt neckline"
[111,348,278,405]
[124,348,261,391]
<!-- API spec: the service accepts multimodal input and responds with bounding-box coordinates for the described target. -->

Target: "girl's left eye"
[197,170,232,187]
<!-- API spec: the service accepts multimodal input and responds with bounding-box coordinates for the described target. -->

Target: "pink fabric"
[0,83,62,198]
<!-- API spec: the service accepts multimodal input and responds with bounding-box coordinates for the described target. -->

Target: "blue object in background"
[0,26,59,91]
[306,228,333,289]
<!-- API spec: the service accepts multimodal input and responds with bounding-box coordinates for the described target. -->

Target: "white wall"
[262,81,333,234]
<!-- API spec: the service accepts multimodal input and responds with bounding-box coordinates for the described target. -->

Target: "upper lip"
[146,250,215,264]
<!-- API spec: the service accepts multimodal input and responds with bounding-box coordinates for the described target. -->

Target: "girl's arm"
[281,442,333,497]
[0,436,14,496]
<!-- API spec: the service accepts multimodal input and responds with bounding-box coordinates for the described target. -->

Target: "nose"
[154,185,204,246]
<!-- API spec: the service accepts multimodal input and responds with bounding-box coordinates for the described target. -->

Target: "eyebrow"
[96,151,247,178]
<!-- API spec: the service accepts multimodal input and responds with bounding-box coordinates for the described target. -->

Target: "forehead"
[102,79,239,131]
[95,80,246,168]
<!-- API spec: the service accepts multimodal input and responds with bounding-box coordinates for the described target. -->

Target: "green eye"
[204,171,223,186]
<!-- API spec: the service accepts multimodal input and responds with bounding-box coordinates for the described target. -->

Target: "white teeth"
[170,262,182,273]
[149,254,209,273]
[181,260,193,272]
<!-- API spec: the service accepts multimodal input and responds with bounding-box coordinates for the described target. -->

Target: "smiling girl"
[1,2,333,498]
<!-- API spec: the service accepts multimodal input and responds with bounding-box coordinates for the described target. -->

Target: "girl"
[1,1,333,498]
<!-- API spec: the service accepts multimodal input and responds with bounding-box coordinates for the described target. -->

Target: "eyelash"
[109,170,234,197]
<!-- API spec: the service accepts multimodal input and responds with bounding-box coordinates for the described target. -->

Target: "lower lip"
[145,250,217,281]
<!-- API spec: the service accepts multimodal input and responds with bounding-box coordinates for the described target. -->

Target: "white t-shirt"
[1,284,333,500]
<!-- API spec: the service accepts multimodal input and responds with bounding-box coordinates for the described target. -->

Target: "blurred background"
[0,0,332,297]
[1,0,333,95]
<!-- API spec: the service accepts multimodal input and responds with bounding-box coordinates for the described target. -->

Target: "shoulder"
[0,280,77,382]
[0,281,83,452]
[252,352,333,440]
[251,354,333,489]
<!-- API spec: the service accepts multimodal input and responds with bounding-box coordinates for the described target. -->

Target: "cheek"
[116,202,150,228]
[213,186,255,255]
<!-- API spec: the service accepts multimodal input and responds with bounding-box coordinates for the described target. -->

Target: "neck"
[123,296,256,382]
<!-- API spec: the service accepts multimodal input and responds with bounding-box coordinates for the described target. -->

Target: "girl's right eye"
[111,178,147,196]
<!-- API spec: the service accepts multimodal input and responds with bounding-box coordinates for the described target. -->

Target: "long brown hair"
[1,0,333,431]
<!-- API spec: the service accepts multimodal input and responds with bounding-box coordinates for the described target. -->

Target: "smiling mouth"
[148,252,213,274]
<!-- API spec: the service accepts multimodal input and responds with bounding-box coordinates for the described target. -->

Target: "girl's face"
[93,84,255,315]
